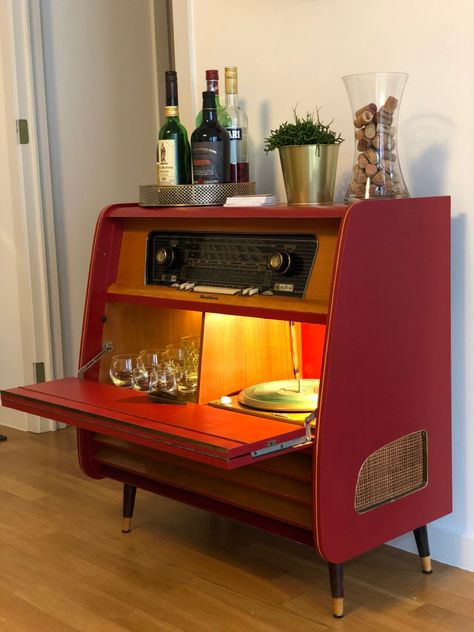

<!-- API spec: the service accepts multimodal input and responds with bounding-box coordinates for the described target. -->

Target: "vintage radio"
[1,197,452,618]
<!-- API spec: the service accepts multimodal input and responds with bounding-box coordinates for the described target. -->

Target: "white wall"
[40,0,158,375]
[173,0,474,570]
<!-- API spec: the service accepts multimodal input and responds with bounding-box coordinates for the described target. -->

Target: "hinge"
[251,434,312,458]
[16,119,29,144]
[34,362,45,383]
[250,410,315,458]
[78,341,114,379]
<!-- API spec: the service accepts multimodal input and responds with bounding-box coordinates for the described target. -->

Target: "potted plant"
[264,108,344,205]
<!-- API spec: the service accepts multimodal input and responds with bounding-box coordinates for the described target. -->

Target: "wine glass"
[109,354,136,388]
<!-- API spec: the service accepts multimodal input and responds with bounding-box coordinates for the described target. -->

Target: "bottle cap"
[225,67,238,94]
[202,91,217,109]
[164,105,179,117]
[205,69,219,80]
[165,70,178,106]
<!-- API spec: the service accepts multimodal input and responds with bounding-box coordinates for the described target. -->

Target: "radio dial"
[267,250,292,274]
[156,246,175,267]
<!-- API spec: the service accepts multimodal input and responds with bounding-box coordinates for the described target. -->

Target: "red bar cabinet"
[1,196,451,617]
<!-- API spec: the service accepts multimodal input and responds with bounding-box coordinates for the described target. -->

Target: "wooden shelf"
[105,285,330,322]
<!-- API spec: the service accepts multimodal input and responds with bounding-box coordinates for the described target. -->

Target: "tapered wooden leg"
[413,525,432,574]
[328,562,344,618]
[122,484,137,533]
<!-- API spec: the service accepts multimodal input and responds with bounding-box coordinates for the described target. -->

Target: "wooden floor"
[1,425,473,632]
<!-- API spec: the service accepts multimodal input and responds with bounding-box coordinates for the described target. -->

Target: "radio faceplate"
[145,231,318,297]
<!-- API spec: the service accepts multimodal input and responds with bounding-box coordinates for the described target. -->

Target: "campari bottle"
[191,91,230,184]
[156,71,191,185]
[224,66,249,182]
[195,69,231,128]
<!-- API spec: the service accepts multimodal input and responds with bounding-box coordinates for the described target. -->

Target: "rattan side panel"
[355,430,427,514]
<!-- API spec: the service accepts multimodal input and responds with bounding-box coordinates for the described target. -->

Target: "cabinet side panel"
[315,197,451,563]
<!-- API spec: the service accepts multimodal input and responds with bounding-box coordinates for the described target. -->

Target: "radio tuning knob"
[267,250,292,274]
[156,246,175,267]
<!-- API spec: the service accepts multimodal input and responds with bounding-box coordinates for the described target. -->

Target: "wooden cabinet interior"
[99,303,325,405]
[98,303,202,383]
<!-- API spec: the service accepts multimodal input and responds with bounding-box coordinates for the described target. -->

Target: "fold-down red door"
[1,378,312,469]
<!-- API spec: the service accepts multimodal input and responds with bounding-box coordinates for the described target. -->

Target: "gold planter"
[278,144,339,205]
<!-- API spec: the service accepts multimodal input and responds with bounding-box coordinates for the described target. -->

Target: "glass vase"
[343,72,409,203]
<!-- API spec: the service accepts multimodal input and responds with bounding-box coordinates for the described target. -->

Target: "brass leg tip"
[332,597,344,618]
[122,517,132,533]
[421,555,432,574]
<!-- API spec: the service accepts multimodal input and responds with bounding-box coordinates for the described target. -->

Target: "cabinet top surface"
[99,197,449,222]
[104,202,350,220]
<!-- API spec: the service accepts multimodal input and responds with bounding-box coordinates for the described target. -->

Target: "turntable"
[209,378,319,427]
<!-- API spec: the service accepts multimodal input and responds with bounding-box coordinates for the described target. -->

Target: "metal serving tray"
[139,182,256,207]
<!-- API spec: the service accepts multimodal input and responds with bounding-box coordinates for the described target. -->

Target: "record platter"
[209,378,319,427]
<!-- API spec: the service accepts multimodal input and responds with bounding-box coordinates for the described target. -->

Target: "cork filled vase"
[343,72,409,203]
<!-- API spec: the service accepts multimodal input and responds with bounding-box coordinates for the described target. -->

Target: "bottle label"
[227,127,242,140]
[192,142,227,184]
[157,139,177,185]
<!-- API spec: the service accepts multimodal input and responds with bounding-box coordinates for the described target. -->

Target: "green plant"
[264,108,344,153]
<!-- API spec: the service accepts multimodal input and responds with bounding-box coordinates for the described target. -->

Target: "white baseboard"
[0,406,28,431]
[0,406,58,432]
[389,520,474,572]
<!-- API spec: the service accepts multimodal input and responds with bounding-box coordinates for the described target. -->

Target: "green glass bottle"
[157,71,191,185]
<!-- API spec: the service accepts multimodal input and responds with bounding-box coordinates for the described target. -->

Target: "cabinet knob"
[156,246,175,267]
[267,250,292,274]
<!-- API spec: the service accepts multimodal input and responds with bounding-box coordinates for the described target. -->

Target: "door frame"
[0,0,63,432]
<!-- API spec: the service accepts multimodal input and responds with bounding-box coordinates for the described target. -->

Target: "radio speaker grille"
[355,430,427,514]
